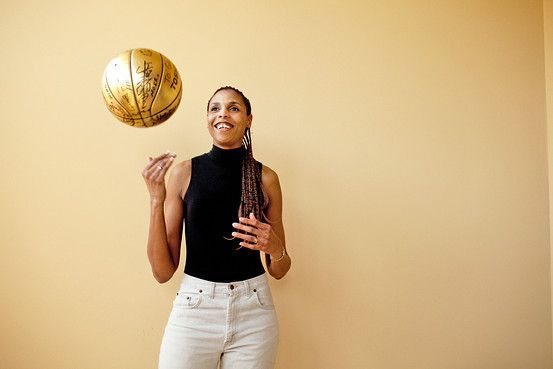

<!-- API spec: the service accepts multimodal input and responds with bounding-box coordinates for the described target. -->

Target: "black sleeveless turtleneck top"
[182,145,266,282]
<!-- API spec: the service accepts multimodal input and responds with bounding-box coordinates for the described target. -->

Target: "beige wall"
[1,1,551,368]
[546,0,553,362]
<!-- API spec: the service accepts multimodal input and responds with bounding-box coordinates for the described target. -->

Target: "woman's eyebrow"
[210,101,242,106]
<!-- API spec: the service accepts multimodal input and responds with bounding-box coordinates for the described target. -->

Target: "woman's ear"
[247,114,253,128]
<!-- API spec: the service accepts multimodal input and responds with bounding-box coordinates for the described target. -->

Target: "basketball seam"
[104,73,134,119]
[129,49,145,126]
[143,83,182,119]
[149,53,165,116]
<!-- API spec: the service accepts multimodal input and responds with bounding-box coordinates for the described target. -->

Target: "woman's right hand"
[142,151,176,202]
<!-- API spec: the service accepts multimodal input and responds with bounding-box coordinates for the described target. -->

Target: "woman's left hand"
[232,213,283,256]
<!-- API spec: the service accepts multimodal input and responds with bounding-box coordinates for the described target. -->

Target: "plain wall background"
[546,0,553,359]
[1,1,552,368]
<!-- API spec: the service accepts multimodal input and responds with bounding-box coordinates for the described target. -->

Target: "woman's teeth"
[216,124,232,130]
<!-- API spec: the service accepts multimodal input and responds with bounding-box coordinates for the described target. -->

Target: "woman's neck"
[207,144,246,166]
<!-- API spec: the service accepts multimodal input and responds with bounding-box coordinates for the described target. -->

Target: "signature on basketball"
[135,60,159,110]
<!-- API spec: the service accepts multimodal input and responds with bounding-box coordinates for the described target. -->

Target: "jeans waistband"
[179,273,269,298]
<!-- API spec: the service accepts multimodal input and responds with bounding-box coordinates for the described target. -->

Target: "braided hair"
[207,87,270,248]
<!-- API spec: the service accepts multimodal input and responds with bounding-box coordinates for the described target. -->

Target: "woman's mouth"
[215,122,233,131]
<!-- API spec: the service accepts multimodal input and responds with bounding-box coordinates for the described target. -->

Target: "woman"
[142,86,291,369]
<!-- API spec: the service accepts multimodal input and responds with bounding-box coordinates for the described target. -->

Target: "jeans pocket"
[174,292,202,309]
[253,287,275,310]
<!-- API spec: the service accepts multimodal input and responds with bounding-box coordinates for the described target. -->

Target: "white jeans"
[158,273,279,369]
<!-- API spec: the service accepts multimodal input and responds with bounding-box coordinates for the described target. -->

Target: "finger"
[237,241,259,251]
[151,152,170,161]
[231,231,250,242]
[238,215,259,227]
[145,158,167,177]
[145,157,171,178]
[156,150,177,158]
[154,157,175,180]
[231,231,258,244]
[238,216,268,230]
[249,212,263,225]
[146,152,176,169]
[232,222,259,235]
[145,155,168,172]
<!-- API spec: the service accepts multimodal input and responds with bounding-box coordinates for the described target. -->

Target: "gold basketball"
[101,48,182,127]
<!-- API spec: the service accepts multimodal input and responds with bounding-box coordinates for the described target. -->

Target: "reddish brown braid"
[239,126,269,221]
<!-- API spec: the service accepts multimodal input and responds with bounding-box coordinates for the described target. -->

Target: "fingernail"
[232,223,237,226]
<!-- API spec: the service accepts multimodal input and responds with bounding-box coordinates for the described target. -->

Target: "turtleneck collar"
[207,144,246,166]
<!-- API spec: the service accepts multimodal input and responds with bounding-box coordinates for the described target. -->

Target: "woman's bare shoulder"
[261,164,280,189]
[174,158,192,170]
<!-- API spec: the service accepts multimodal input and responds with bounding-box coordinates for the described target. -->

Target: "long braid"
[239,127,266,220]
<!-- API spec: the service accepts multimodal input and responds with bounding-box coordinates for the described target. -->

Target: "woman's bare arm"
[262,165,291,279]
[143,154,189,283]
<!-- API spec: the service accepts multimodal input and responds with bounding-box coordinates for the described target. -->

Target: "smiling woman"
[207,88,252,150]
[142,86,291,369]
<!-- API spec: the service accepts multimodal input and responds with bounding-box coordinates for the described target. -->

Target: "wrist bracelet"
[270,247,286,262]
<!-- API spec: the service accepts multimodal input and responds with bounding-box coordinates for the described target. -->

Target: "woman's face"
[207,89,252,149]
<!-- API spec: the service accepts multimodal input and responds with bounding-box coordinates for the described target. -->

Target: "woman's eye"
[231,107,239,111]
[210,107,219,111]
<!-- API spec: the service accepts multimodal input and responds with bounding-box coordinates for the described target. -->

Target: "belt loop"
[244,279,252,296]
[208,282,215,299]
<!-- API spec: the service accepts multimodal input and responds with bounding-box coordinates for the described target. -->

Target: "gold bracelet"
[270,247,287,262]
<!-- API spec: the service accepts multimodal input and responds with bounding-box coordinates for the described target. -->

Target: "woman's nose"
[218,109,229,117]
